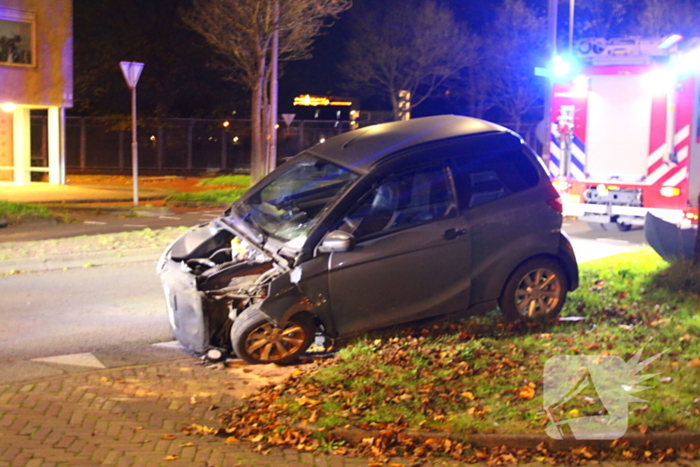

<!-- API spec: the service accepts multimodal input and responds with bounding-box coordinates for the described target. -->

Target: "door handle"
[443,228,467,240]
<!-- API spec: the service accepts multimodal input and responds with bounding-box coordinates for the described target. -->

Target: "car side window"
[337,166,456,239]
[451,148,540,209]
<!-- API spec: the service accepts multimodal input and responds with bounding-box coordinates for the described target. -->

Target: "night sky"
[71,0,700,119]
[71,0,546,118]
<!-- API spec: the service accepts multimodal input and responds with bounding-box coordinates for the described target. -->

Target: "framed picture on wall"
[0,8,35,67]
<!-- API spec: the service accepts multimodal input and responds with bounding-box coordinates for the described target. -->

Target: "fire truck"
[548,36,700,260]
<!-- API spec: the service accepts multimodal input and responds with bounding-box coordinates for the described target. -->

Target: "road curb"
[308,425,700,451]
[0,247,163,274]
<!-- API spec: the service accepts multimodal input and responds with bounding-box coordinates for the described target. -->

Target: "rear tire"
[499,258,568,322]
[231,307,315,365]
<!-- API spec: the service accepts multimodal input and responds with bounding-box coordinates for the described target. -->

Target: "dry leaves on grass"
[178,332,690,465]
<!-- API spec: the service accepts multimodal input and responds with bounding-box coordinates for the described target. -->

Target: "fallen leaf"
[689,358,700,367]
[461,391,475,400]
[680,334,692,342]
[638,424,649,434]
[295,396,320,407]
[180,442,195,447]
[163,455,178,461]
[573,446,594,458]
[308,410,318,423]
[225,436,239,444]
[519,385,536,400]
[161,435,176,440]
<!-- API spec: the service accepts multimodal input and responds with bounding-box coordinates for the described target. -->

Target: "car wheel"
[499,258,568,322]
[231,307,315,365]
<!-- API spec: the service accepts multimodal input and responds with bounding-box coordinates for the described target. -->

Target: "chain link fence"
[29,116,541,176]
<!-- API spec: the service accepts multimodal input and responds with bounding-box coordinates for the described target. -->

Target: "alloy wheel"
[244,322,307,362]
[514,267,563,318]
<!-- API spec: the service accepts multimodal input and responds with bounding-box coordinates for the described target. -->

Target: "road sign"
[282,113,296,127]
[119,61,144,207]
[119,62,144,90]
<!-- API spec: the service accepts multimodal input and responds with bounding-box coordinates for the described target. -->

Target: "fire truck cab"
[548,36,700,250]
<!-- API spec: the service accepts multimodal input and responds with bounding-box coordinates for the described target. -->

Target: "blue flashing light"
[549,54,580,84]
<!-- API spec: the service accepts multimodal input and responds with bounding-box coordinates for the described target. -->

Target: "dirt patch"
[97,360,306,403]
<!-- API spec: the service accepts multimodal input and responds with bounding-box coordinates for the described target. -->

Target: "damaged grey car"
[157,115,579,365]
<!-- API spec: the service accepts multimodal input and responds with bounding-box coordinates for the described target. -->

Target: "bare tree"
[340,0,478,121]
[575,0,636,39]
[447,46,494,120]
[183,0,351,183]
[635,0,700,37]
[485,0,546,133]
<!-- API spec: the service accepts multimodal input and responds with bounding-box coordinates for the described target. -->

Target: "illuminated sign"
[294,95,353,107]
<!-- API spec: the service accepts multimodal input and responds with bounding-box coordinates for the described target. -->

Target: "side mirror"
[318,230,355,253]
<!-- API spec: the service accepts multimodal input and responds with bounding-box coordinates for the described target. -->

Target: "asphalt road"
[0,208,224,243]
[563,220,646,262]
[0,260,171,362]
[0,214,649,383]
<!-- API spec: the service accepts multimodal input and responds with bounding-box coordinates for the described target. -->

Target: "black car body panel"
[157,115,579,361]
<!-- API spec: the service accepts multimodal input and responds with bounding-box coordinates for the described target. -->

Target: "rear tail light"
[684,209,699,223]
[548,196,563,213]
[546,184,563,213]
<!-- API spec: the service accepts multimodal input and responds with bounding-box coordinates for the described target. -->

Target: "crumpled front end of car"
[157,222,278,355]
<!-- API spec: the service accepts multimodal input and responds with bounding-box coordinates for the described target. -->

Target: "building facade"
[0,0,72,184]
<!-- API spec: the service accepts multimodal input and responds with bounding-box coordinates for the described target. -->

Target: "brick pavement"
[0,358,471,467]
[2,358,699,467]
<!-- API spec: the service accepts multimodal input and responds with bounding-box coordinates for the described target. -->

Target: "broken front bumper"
[159,258,230,355]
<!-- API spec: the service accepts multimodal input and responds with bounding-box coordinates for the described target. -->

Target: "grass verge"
[165,187,247,205]
[218,247,700,458]
[0,201,54,224]
[197,174,251,188]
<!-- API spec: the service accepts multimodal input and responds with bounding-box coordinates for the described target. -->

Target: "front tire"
[499,258,568,322]
[231,307,315,365]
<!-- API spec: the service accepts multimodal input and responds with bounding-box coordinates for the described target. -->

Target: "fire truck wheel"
[587,222,631,232]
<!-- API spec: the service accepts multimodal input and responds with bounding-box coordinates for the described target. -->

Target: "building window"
[0,8,35,67]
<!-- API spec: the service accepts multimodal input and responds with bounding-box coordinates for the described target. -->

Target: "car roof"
[306,115,513,173]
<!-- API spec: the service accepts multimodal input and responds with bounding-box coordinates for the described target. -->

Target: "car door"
[326,165,472,336]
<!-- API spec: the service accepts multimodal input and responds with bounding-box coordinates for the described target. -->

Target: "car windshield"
[236,153,359,247]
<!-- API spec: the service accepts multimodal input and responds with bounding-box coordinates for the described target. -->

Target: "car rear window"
[451,147,540,209]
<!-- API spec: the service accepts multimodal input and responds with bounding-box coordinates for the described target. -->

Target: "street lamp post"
[541,0,558,163]
[568,0,575,55]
